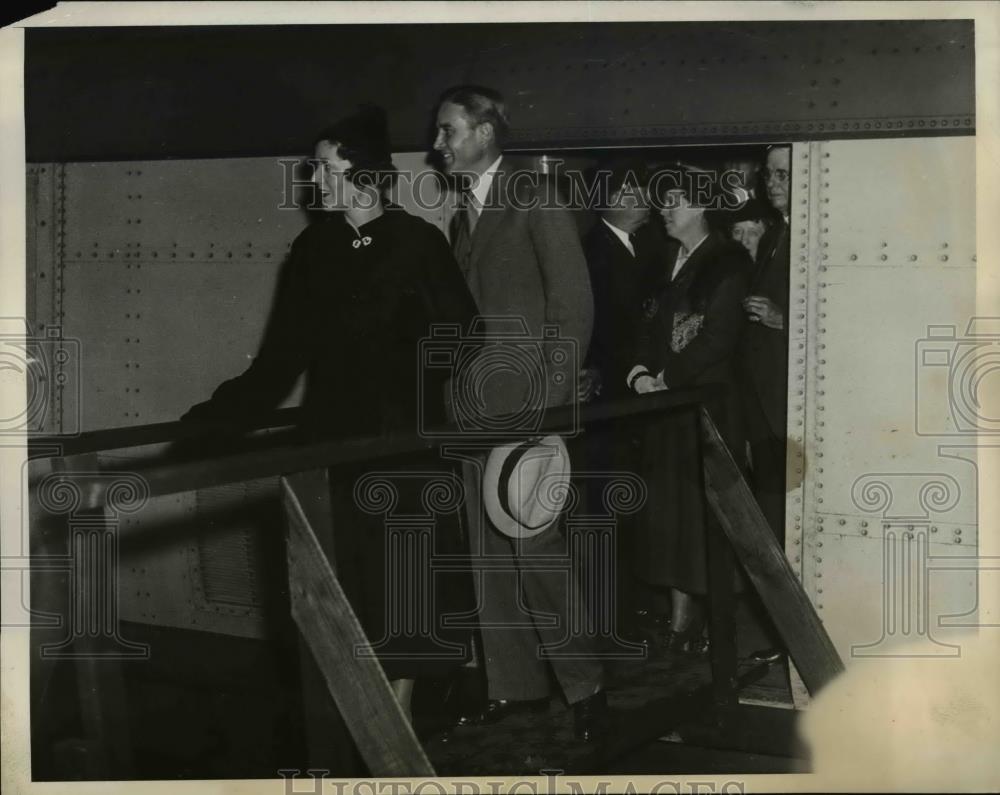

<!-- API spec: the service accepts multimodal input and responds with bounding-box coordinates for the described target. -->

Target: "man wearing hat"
[432,85,606,740]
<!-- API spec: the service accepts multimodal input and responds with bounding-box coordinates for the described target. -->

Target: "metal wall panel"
[27,21,974,161]
[808,532,978,659]
[799,137,978,663]
[110,476,277,639]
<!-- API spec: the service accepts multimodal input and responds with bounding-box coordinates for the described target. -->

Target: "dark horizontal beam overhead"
[26,19,974,162]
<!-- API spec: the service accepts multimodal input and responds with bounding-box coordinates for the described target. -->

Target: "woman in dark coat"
[627,165,750,651]
[183,105,479,718]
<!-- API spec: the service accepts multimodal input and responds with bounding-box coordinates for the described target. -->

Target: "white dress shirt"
[601,218,635,256]
[671,233,709,280]
[469,154,504,214]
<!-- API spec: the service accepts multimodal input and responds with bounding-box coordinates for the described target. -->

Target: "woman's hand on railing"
[628,365,668,395]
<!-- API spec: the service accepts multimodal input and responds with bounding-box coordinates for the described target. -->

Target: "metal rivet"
[861,528,868,536]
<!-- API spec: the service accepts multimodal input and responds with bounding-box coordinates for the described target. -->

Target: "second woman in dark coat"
[627,165,750,652]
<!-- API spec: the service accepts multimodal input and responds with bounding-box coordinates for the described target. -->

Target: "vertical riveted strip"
[785,141,828,710]
[801,140,828,612]
[785,142,811,581]
[54,163,68,434]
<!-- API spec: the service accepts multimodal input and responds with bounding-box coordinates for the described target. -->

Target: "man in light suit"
[432,85,606,741]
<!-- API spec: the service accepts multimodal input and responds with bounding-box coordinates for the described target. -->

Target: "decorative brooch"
[641,297,659,321]
[351,236,373,249]
[671,311,704,352]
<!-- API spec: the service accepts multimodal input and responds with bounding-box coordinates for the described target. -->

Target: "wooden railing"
[28,386,844,777]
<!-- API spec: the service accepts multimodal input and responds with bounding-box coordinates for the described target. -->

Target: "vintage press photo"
[1,2,998,793]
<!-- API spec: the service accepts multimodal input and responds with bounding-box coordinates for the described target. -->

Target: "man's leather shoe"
[573,690,609,742]
[456,697,549,726]
[749,647,785,664]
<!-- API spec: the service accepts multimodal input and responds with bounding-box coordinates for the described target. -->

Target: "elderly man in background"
[740,145,791,663]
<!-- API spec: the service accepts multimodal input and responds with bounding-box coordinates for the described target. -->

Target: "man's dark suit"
[584,219,668,399]
[450,161,601,705]
[582,218,668,633]
[740,218,790,541]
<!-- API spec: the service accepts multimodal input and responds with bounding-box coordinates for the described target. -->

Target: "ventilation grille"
[194,478,279,609]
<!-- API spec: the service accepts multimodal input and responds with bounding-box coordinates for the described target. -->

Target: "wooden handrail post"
[699,408,845,695]
[281,469,435,777]
[696,409,739,716]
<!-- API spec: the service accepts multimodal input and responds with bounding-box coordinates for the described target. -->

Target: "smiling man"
[431,85,606,742]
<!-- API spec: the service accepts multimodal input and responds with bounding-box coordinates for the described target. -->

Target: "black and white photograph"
[1,3,998,792]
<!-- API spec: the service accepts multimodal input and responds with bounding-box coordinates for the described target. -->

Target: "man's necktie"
[450,197,480,304]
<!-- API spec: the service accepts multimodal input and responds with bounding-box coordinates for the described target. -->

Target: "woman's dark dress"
[185,207,479,678]
[632,231,750,594]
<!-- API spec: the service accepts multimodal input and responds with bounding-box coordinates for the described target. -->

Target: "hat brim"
[482,436,571,540]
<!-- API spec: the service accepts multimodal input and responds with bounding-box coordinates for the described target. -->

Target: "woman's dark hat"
[727,196,771,225]
[316,104,395,178]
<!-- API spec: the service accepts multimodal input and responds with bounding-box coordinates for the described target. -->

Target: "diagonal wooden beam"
[281,470,435,777]
[698,408,845,695]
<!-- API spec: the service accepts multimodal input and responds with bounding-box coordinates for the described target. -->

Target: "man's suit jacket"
[584,219,667,400]
[452,164,593,417]
[740,218,790,441]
